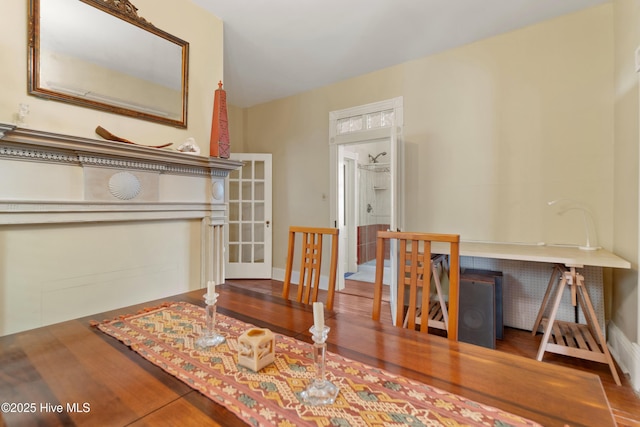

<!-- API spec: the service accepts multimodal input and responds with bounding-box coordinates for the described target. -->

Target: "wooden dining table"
[0,283,615,426]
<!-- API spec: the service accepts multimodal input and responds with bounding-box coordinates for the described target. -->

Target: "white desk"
[432,240,630,385]
[430,241,629,332]
[432,240,630,270]
[432,241,631,330]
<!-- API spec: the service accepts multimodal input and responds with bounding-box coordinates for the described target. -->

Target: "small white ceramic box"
[237,328,275,372]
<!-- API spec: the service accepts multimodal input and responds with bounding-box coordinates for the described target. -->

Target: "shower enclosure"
[358,159,390,262]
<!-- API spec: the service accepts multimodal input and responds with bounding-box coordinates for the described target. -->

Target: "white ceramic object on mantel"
[177,137,201,155]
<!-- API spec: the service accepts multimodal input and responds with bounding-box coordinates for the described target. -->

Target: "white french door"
[225,153,272,278]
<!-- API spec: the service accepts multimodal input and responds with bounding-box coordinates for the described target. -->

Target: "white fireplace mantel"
[0,123,242,336]
[0,123,242,222]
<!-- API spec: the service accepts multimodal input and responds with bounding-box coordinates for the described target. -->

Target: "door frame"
[342,151,358,274]
[329,97,404,321]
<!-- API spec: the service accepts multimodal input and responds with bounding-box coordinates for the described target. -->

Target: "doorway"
[342,140,392,284]
[329,97,404,322]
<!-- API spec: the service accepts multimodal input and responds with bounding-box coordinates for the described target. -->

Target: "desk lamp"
[547,199,600,250]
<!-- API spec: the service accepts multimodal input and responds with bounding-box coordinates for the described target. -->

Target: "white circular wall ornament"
[212,181,224,201]
[109,172,142,200]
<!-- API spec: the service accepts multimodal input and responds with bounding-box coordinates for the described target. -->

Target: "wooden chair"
[372,231,460,341]
[402,253,449,331]
[282,226,339,310]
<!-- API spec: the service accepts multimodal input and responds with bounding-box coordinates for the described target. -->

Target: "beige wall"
[0,0,222,149]
[613,0,640,343]
[228,104,247,153]
[236,5,618,277]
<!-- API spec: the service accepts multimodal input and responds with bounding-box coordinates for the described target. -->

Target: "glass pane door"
[226,154,272,278]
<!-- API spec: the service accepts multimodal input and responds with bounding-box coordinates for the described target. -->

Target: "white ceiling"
[191,0,609,108]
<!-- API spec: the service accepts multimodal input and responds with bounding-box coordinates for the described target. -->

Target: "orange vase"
[209,81,230,158]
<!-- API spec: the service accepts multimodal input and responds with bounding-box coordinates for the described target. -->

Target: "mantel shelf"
[0,123,242,174]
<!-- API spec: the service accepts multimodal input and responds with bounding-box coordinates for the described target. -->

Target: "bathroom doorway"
[329,97,404,322]
[341,141,392,284]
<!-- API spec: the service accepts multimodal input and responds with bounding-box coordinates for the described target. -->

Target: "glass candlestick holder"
[196,292,226,348]
[300,325,339,405]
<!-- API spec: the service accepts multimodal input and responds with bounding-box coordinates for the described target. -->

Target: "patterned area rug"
[96,302,541,427]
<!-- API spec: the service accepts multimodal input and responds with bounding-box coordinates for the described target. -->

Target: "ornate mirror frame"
[28,0,189,128]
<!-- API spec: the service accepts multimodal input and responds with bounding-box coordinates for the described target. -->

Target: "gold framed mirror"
[28,0,189,128]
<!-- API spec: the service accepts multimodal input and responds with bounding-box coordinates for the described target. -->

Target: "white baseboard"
[607,321,640,391]
[272,267,286,282]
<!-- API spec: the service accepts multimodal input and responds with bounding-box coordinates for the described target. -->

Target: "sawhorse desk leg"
[531,264,565,335]
[404,254,449,332]
[533,265,621,386]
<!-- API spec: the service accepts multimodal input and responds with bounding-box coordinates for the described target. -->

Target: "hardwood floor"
[227,278,640,426]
